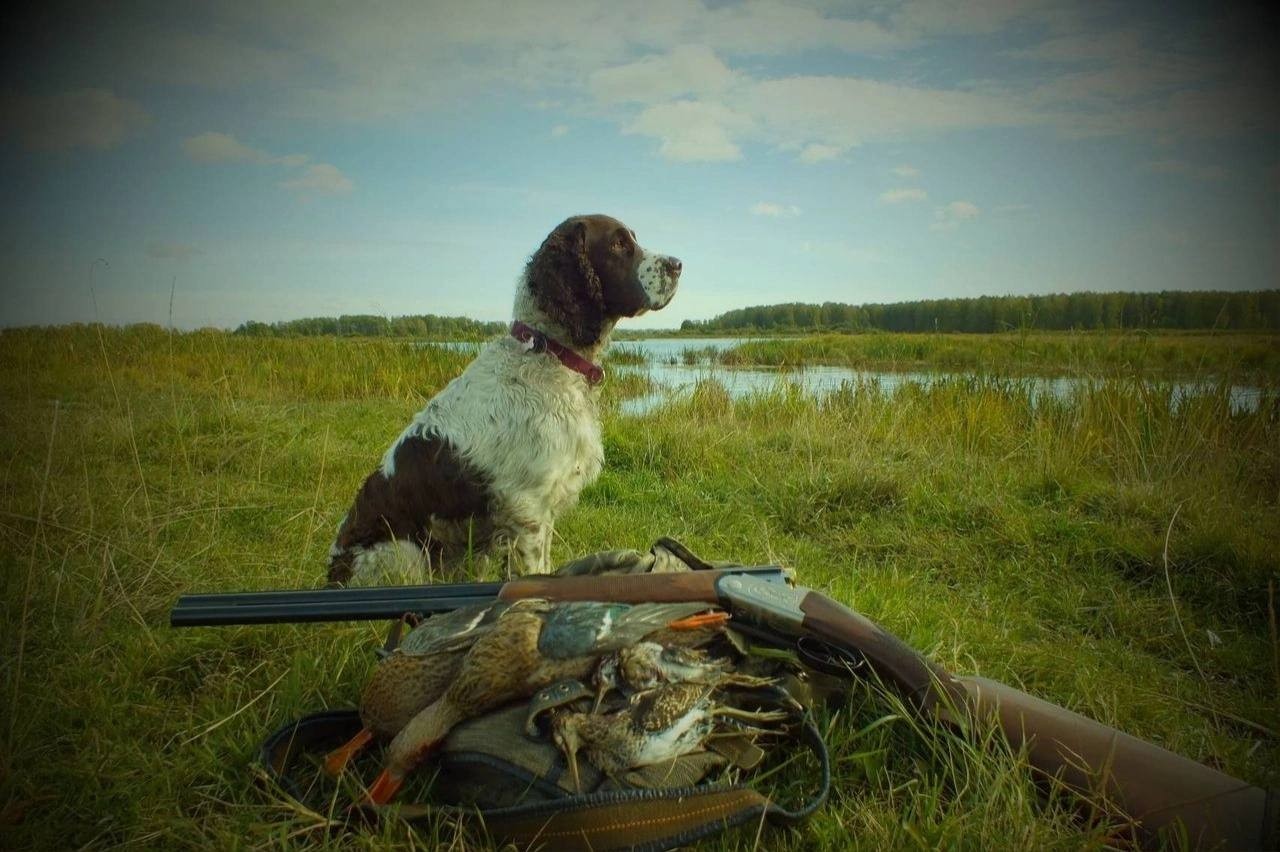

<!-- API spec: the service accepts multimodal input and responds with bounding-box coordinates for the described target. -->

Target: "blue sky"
[1,1,1276,330]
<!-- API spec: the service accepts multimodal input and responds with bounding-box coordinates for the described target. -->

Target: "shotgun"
[170,567,1275,849]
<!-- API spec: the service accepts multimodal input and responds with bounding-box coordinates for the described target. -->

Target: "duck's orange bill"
[364,769,405,806]
[667,611,730,631]
[323,727,373,776]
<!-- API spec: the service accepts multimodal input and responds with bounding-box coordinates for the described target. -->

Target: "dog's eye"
[613,237,631,254]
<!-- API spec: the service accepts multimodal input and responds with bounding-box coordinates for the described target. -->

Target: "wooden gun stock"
[956,676,1273,850]
[793,589,1275,850]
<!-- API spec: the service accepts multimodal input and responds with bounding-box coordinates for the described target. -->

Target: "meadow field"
[713,331,1280,377]
[1,325,1277,850]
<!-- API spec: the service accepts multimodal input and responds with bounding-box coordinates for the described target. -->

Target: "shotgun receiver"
[171,567,1275,849]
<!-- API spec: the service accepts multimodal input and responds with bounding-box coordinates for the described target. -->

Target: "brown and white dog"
[327,215,681,585]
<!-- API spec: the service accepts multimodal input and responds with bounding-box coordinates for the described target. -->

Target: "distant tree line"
[680,290,1280,334]
[234,314,507,339]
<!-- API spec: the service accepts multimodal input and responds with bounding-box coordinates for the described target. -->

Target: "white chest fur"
[382,337,604,571]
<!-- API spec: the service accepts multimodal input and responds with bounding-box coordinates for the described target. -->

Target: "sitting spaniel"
[327,214,682,585]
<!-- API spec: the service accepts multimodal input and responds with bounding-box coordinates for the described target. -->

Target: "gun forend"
[170,565,786,627]
[497,564,787,605]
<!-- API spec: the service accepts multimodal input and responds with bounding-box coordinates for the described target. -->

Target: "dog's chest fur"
[387,337,603,538]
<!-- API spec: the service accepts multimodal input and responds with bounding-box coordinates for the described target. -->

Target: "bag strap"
[260,709,830,852]
[456,786,775,852]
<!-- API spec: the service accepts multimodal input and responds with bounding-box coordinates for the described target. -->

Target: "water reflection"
[611,337,766,363]
[419,337,1264,417]
[607,338,1263,417]
[615,363,1262,416]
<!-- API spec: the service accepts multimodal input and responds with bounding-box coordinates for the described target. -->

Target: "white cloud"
[274,1,903,118]
[740,75,1035,153]
[1011,26,1277,142]
[280,163,355,196]
[894,0,1047,36]
[1013,30,1151,65]
[185,131,349,197]
[699,1,902,54]
[750,201,801,217]
[891,164,921,178]
[61,29,299,92]
[38,1,906,118]
[147,241,204,260]
[0,89,150,152]
[589,44,737,105]
[880,187,928,204]
[183,132,316,167]
[183,131,270,163]
[609,54,1038,163]
[0,3,904,132]
[1143,159,1226,181]
[13,2,1270,154]
[798,143,843,163]
[8,2,1268,181]
[550,124,569,137]
[626,100,749,162]
[931,200,981,230]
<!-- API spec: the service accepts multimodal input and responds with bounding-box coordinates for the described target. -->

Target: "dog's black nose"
[666,257,682,275]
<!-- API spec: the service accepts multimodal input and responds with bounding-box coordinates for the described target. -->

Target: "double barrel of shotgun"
[171,566,1276,849]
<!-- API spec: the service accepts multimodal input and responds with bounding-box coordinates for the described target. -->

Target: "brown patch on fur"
[327,434,491,584]
[525,219,605,347]
[525,214,650,347]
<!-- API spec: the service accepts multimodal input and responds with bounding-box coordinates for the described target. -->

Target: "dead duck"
[323,601,508,776]
[550,682,788,792]
[358,599,727,804]
[592,640,774,710]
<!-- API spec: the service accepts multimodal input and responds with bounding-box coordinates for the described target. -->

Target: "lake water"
[422,337,1265,416]
[611,336,760,361]
[608,338,1264,417]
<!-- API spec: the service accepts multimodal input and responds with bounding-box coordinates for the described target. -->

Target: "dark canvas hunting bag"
[260,539,838,851]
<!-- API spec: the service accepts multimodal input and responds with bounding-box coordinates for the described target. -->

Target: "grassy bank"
[716,331,1280,378]
[1,327,1277,849]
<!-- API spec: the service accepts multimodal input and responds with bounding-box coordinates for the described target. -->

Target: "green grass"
[1,326,1277,849]
[717,331,1280,378]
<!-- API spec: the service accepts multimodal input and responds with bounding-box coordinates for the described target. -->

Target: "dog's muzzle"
[638,252,682,310]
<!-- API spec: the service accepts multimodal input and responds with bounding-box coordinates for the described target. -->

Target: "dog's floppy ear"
[525,219,605,347]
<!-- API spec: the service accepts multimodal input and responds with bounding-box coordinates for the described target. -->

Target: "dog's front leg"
[492,511,552,576]
[511,521,552,576]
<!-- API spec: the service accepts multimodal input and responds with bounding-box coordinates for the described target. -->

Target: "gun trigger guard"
[796,635,866,679]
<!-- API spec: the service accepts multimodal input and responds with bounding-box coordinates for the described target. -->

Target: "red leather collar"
[510,321,605,386]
